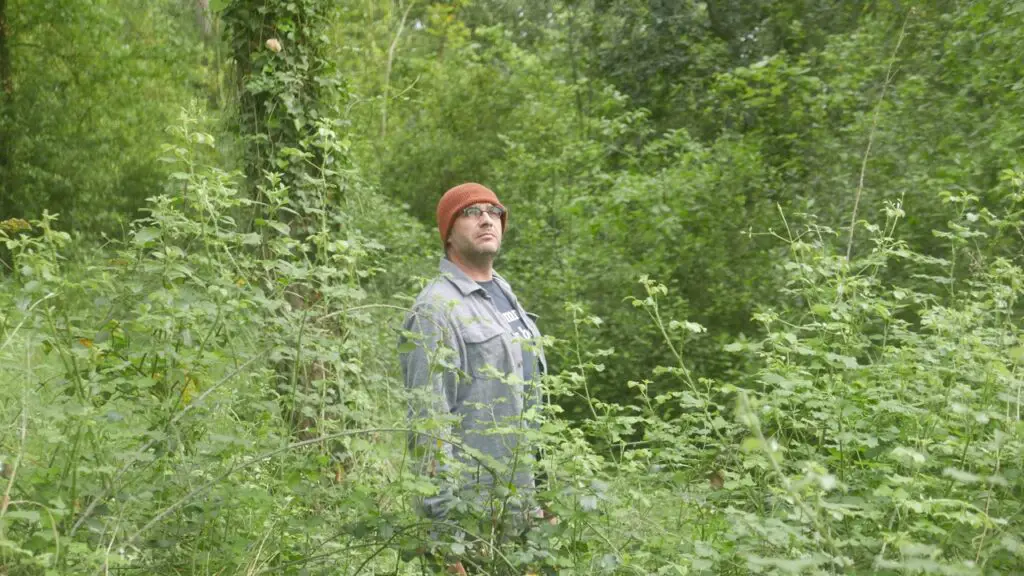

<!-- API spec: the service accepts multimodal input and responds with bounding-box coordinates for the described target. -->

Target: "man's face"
[447,203,503,262]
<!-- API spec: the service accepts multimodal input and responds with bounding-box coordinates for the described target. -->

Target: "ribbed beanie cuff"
[436,183,506,245]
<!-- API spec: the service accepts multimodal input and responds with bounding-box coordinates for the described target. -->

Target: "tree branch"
[846,14,910,261]
[381,0,415,139]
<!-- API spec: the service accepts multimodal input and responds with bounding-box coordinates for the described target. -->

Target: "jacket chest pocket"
[460,320,508,380]
[459,319,524,414]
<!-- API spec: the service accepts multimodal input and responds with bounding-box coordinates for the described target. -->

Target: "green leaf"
[741,437,763,452]
[5,510,41,522]
[890,446,926,465]
[942,467,980,484]
[133,227,160,246]
[1000,534,1023,557]
[268,221,291,236]
[691,558,714,571]
[760,372,809,389]
[1009,347,1024,364]
[0,538,31,555]
[825,353,859,369]
[811,303,832,317]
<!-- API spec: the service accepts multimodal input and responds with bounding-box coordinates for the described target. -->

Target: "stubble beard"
[452,235,501,268]
[465,240,500,266]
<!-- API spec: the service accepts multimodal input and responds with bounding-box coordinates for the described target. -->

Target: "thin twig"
[381,0,416,139]
[846,14,910,261]
[318,303,413,323]
[245,518,279,576]
[423,520,519,576]
[0,367,29,521]
[253,522,435,574]
[0,293,56,354]
[975,440,1003,565]
[349,520,430,576]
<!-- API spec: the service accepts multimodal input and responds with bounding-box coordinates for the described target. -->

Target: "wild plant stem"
[739,391,845,568]
[381,1,415,140]
[572,308,599,420]
[289,308,310,427]
[975,440,1002,565]
[0,347,30,568]
[44,307,86,399]
[846,14,909,261]
[0,359,28,523]
[0,292,55,354]
[644,292,728,445]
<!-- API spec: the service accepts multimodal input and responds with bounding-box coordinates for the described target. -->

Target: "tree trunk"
[0,0,14,215]
[194,0,213,42]
[0,0,9,101]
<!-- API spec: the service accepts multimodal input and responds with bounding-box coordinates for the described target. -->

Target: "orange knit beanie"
[436,183,507,245]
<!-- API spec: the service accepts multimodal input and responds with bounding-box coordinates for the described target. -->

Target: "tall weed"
[1,112,1022,575]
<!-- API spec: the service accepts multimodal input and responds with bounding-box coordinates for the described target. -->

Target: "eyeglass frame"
[459,204,506,219]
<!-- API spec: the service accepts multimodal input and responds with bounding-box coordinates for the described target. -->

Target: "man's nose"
[479,211,497,226]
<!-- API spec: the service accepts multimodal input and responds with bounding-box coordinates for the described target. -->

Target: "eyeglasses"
[460,205,505,219]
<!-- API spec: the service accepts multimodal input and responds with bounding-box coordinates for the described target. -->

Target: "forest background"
[1,0,1023,574]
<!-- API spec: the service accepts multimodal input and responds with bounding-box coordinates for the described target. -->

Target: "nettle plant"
[706,188,1024,573]
[0,108,393,573]
[2,108,1021,574]
[523,176,1023,574]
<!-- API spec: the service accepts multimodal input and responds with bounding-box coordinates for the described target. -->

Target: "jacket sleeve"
[399,303,460,473]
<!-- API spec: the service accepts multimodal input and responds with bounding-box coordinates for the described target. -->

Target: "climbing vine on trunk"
[220,0,348,237]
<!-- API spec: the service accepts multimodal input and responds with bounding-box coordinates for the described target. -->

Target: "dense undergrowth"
[1,110,1022,574]
[3,1,1024,574]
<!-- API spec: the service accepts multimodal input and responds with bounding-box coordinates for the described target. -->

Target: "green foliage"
[723,194,1023,572]
[4,116,1023,572]
[0,108,412,572]
[4,0,1024,573]
[584,0,729,132]
[0,0,212,232]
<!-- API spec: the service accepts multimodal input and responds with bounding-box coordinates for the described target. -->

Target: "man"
[399,182,548,572]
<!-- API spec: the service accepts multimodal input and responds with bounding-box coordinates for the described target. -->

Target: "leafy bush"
[3,109,1022,573]
[3,1,1024,574]
[0,0,214,233]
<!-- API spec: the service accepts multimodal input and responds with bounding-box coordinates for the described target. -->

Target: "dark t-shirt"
[478,280,538,383]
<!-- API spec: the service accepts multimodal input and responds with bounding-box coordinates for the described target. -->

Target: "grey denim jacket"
[400,258,547,517]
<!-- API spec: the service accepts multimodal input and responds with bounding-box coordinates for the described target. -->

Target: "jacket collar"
[439,257,513,299]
